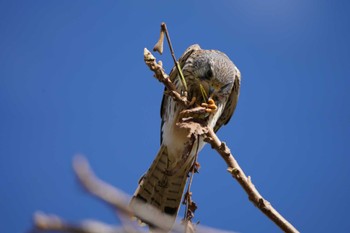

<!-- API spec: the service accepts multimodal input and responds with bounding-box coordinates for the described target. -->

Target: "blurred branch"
[73,156,181,232]
[33,211,118,233]
[31,156,168,233]
[144,49,299,233]
[73,156,132,215]
[32,157,237,233]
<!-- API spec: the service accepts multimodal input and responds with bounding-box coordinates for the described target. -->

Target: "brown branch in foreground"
[72,156,184,233]
[144,49,299,233]
[32,156,205,233]
[73,156,132,215]
[33,211,119,233]
[32,156,238,233]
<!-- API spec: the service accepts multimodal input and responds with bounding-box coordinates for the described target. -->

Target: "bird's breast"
[161,97,225,170]
[161,105,190,165]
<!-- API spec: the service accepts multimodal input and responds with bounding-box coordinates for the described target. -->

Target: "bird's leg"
[188,96,197,107]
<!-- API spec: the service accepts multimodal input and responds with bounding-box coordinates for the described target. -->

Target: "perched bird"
[130,44,241,230]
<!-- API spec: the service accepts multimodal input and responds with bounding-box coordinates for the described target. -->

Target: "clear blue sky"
[1,1,349,233]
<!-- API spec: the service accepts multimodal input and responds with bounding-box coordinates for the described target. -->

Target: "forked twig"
[153,22,188,92]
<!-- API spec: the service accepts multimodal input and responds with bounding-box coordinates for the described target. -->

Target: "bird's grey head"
[183,50,238,103]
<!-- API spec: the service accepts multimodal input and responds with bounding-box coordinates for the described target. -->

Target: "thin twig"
[182,155,199,233]
[182,140,200,232]
[160,22,188,92]
[161,23,177,67]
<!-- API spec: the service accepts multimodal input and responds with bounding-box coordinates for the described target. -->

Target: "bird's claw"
[201,98,217,113]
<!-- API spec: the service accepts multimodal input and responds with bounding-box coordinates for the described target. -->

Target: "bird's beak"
[208,86,215,99]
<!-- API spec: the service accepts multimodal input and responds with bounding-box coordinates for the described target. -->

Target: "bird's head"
[184,50,238,103]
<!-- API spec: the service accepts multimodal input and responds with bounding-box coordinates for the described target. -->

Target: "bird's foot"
[201,98,217,113]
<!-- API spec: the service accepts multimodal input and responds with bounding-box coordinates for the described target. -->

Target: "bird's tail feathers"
[130,145,193,230]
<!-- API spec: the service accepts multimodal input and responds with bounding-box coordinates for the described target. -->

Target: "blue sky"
[1,1,350,233]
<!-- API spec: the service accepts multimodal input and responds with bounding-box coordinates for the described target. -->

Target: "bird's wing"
[160,44,201,143]
[214,68,241,132]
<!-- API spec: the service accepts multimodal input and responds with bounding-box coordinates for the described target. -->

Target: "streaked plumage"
[130,44,241,231]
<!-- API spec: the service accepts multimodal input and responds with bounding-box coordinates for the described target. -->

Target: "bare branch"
[73,156,132,216]
[202,128,300,233]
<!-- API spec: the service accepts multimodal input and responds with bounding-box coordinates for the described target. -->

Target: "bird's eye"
[206,69,213,78]
[220,82,233,91]
[199,68,212,80]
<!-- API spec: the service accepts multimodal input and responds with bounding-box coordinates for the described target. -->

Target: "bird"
[130,44,241,230]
